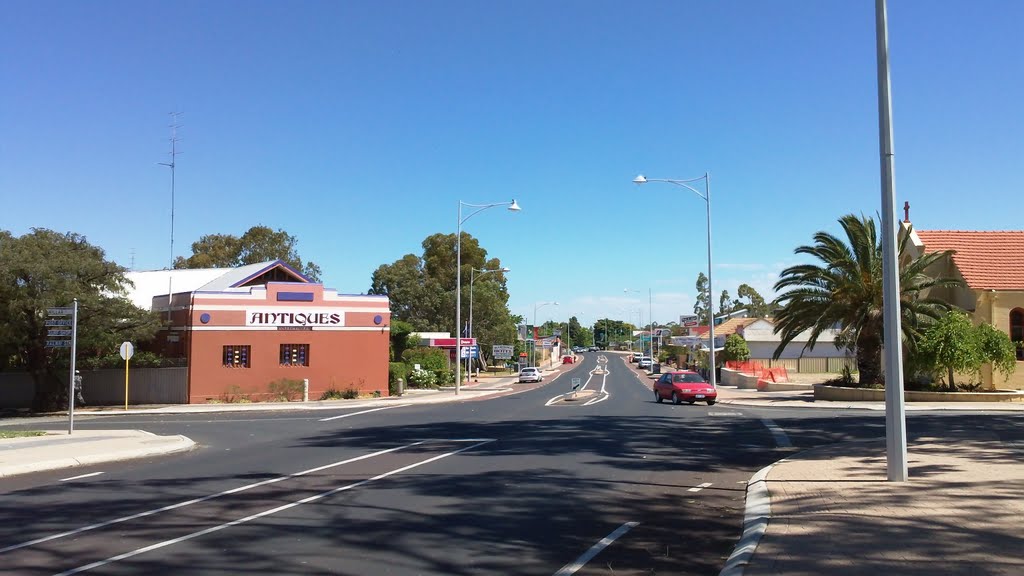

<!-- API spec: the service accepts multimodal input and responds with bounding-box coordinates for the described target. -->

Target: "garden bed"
[814,384,1024,402]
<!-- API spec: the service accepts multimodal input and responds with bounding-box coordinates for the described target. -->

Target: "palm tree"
[772,214,960,386]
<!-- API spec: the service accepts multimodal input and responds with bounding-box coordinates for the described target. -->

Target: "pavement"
[3,356,1023,575]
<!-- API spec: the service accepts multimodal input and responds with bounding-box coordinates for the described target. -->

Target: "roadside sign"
[519,352,527,358]
[680,314,700,327]
[492,344,514,359]
[119,341,135,361]
[44,301,79,433]
[47,329,73,337]
[571,377,581,391]
[47,307,74,316]
[460,345,479,359]
[44,319,73,327]
[45,340,72,348]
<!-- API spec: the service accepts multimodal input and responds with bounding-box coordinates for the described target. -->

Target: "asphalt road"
[2,353,1022,575]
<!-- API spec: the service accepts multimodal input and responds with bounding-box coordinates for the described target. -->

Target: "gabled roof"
[917,230,1024,291]
[124,260,312,310]
[713,317,759,337]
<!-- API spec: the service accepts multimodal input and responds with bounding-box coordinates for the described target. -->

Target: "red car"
[653,370,717,405]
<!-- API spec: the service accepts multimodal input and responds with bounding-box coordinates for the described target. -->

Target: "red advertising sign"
[429,338,476,347]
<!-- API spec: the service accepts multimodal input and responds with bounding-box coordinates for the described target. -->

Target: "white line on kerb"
[0,439,434,555]
[318,404,409,421]
[56,439,495,576]
[59,471,105,482]
[553,521,640,576]
[761,418,792,448]
[688,482,713,493]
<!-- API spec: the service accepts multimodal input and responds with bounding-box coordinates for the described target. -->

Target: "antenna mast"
[158,112,183,328]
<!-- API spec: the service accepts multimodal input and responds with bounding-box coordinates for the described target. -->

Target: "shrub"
[407,367,438,388]
[721,334,751,363]
[221,385,252,403]
[341,387,359,399]
[433,368,454,386]
[389,362,408,386]
[319,387,345,400]
[401,347,449,370]
[268,378,305,402]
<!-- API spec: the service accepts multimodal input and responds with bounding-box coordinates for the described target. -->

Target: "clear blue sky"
[3,1,1022,331]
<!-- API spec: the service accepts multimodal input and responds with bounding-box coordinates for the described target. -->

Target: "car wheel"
[671,392,681,405]
[687,400,695,405]
[655,390,663,403]
[707,400,716,406]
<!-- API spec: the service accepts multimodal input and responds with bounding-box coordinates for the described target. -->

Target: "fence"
[0,368,188,409]
[748,356,856,374]
[725,360,789,383]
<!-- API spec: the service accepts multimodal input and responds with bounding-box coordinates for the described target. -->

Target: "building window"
[280,344,310,366]
[223,345,250,368]
[1011,309,1024,361]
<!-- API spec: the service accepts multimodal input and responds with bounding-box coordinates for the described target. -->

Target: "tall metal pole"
[876,0,908,482]
[67,299,78,435]
[455,203,463,395]
[649,288,654,362]
[705,173,717,388]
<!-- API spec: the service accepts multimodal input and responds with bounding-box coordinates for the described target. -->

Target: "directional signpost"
[570,377,581,400]
[120,341,134,410]
[492,345,513,360]
[46,301,78,434]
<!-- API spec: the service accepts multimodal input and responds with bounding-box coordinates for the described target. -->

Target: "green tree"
[718,290,733,317]
[0,229,162,411]
[975,323,1018,383]
[918,312,982,390]
[389,319,416,362]
[721,334,751,363]
[174,225,321,281]
[369,232,515,364]
[694,273,710,324]
[736,284,771,318]
[772,215,960,386]
[593,318,634,348]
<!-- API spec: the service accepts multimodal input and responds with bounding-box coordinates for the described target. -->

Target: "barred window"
[280,344,310,366]
[223,345,251,368]
[1011,309,1024,361]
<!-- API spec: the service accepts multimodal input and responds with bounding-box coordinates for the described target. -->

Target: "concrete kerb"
[0,433,196,478]
[720,461,777,576]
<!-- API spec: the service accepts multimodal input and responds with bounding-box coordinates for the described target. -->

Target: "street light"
[456,199,520,394]
[469,266,510,380]
[533,301,559,367]
[633,173,716,388]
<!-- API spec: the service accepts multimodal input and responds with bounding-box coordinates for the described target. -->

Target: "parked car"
[518,367,543,383]
[589,346,600,352]
[653,371,717,405]
[630,352,643,363]
[637,356,652,369]
[562,355,574,364]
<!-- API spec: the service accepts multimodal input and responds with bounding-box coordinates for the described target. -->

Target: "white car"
[518,367,543,383]
[637,356,652,369]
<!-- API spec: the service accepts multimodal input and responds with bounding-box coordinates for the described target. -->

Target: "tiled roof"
[714,317,759,337]
[917,230,1024,291]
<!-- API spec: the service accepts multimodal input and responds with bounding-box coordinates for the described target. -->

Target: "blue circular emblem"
[373,314,383,325]
[200,313,211,324]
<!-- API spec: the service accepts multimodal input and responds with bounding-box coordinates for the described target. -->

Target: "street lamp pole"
[876,0,908,482]
[469,266,510,381]
[456,200,520,395]
[633,173,716,388]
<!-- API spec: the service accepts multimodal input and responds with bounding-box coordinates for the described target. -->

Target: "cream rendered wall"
[978,290,1024,390]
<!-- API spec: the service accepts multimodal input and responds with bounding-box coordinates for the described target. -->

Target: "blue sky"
[3,1,1022,331]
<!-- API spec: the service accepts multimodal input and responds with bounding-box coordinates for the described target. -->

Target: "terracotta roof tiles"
[917,230,1024,291]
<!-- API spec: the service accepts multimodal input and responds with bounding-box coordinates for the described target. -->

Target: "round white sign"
[119,341,135,361]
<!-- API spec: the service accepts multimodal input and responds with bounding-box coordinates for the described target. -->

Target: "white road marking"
[687,482,713,493]
[582,394,609,406]
[761,418,792,448]
[56,439,495,576]
[318,404,409,421]
[0,439,433,555]
[553,521,640,576]
[546,366,602,406]
[582,372,611,406]
[709,412,743,416]
[59,472,105,482]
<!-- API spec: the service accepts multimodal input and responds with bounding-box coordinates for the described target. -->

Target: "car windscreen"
[672,374,706,383]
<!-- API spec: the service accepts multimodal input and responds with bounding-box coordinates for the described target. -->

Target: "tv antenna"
[158,112,183,325]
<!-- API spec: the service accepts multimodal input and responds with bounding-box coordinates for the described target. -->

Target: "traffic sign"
[46,340,72,348]
[119,341,135,361]
[47,307,74,316]
[48,329,73,337]
[45,319,73,327]
[492,344,514,359]
[571,377,581,391]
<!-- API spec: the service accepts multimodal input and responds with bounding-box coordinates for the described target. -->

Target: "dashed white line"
[59,472,105,482]
[761,418,792,448]
[553,521,640,576]
[688,482,713,493]
[709,411,743,416]
[318,404,409,421]
[56,439,496,576]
